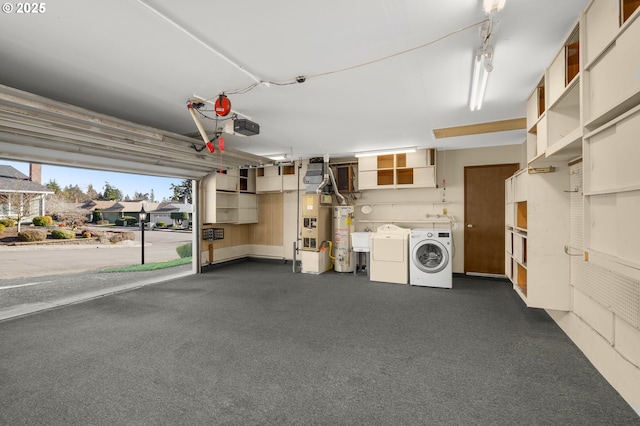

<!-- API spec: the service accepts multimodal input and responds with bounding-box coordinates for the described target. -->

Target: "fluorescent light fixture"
[355,147,417,158]
[469,47,492,111]
[267,155,287,161]
[483,0,506,14]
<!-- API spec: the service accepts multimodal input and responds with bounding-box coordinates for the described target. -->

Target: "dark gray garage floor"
[1,259,638,425]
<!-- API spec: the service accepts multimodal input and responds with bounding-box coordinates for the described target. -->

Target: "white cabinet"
[202,171,258,224]
[583,4,640,129]
[527,22,583,164]
[238,193,258,224]
[505,167,571,311]
[256,161,304,193]
[584,105,640,268]
[357,148,436,190]
[256,166,282,193]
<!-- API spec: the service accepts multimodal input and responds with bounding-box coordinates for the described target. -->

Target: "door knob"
[467,224,473,228]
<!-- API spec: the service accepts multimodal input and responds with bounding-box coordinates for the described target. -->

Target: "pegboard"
[572,257,640,329]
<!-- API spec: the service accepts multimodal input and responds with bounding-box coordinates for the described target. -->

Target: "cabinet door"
[405,150,427,168]
[358,170,378,190]
[217,173,238,192]
[412,166,436,187]
[358,156,378,171]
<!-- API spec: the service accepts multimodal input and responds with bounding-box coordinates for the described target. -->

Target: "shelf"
[584,89,640,131]
[545,127,583,159]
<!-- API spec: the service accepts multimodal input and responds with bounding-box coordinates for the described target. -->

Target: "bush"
[18,229,47,242]
[0,224,5,232]
[97,219,109,225]
[55,213,88,228]
[176,242,192,258]
[32,216,54,226]
[157,221,166,228]
[0,219,16,227]
[51,229,76,239]
[115,216,137,226]
[82,231,92,238]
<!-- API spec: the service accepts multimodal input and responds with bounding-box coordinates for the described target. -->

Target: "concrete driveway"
[0,228,195,321]
[0,228,194,280]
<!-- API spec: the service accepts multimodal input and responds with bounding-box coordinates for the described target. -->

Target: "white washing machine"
[410,229,453,288]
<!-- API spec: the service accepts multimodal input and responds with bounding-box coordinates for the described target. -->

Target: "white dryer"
[410,229,453,288]
[369,224,411,284]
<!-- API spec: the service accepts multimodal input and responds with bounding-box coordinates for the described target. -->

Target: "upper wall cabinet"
[527,22,583,164]
[202,170,258,224]
[357,148,436,190]
[256,160,305,193]
[583,0,640,129]
[526,78,547,162]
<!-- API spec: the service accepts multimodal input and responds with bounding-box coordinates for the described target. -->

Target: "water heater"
[333,206,355,272]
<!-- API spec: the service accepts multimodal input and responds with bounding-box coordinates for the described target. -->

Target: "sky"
[0,159,183,202]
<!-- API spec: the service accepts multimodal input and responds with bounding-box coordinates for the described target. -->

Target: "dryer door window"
[413,240,448,274]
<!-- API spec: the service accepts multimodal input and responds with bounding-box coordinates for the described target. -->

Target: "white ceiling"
[0,0,589,162]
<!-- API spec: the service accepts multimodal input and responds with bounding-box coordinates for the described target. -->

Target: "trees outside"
[170,179,192,204]
[86,184,100,200]
[102,182,122,201]
[46,179,62,194]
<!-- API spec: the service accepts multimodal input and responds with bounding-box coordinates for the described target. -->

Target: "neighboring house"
[79,200,161,224]
[148,202,193,227]
[0,165,53,221]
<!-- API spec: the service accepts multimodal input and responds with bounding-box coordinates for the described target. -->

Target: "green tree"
[61,184,87,203]
[170,179,192,203]
[102,182,122,201]
[150,189,156,202]
[86,184,100,200]
[46,179,61,194]
[133,191,149,201]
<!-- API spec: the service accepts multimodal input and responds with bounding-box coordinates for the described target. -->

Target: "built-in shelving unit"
[507,0,640,409]
[509,0,640,311]
[505,168,570,310]
[202,169,258,224]
[357,148,436,190]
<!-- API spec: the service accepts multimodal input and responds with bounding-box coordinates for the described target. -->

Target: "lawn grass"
[101,257,192,273]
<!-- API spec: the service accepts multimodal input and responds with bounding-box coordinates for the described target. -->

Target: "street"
[0,228,193,280]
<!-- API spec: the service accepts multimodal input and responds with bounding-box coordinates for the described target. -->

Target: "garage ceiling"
[0,0,589,169]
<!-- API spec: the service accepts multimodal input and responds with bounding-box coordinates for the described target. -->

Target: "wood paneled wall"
[202,192,285,251]
[249,193,284,246]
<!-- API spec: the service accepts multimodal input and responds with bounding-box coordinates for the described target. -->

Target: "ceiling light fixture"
[483,0,506,14]
[469,45,493,111]
[355,147,417,158]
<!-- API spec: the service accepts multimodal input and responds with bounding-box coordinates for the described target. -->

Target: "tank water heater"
[333,206,355,273]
